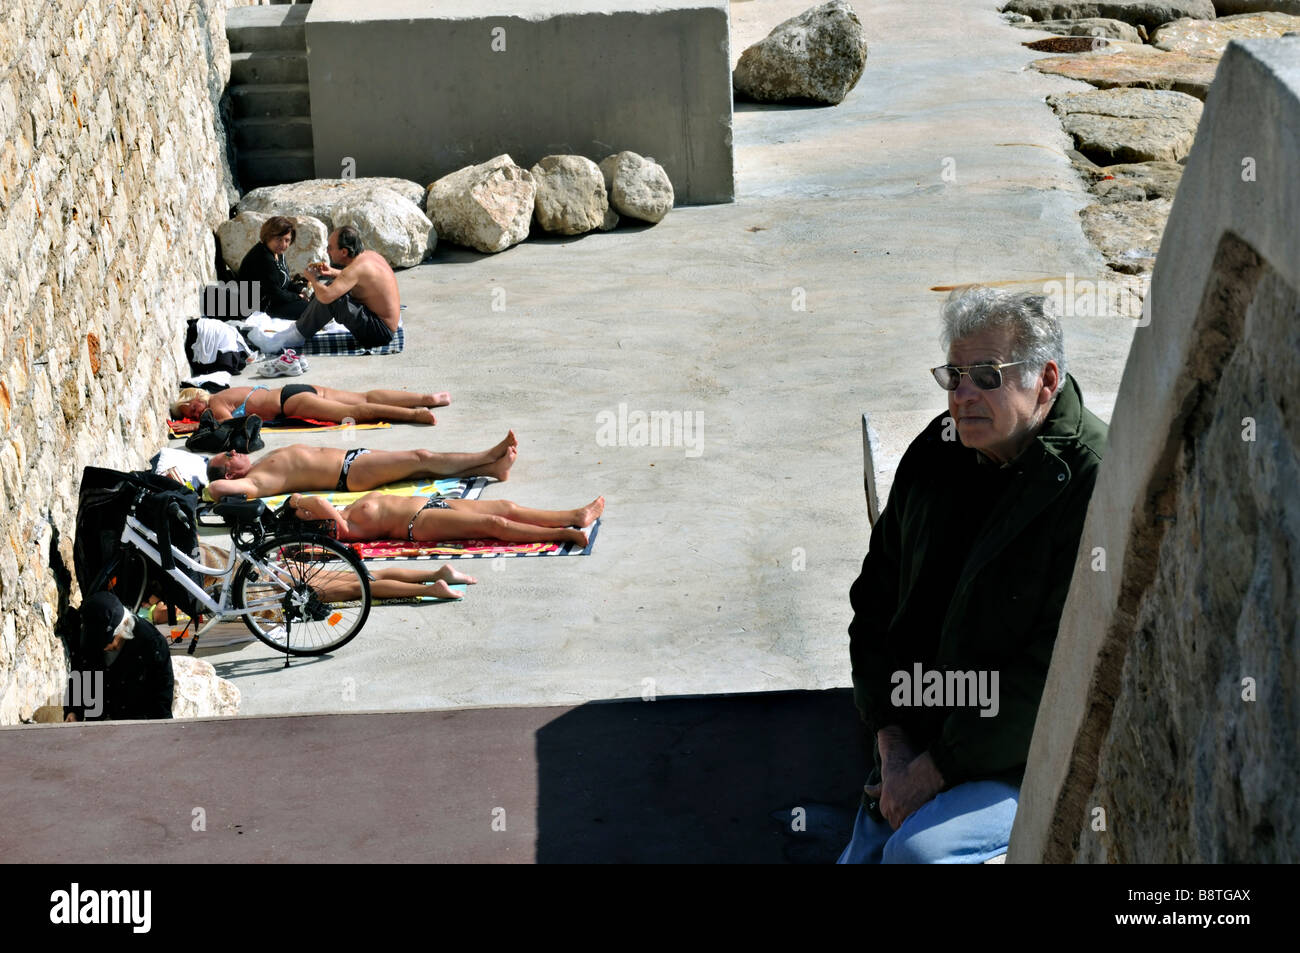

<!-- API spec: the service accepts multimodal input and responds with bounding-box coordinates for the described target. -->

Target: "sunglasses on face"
[930,361,1027,391]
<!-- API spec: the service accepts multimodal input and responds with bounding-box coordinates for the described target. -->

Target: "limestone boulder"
[426,155,536,254]
[1013,16,1145,40]
[332,187,437,268]
[599,152,674,224]
[216,209,329,277]
[1152,11,1300,52]
[530,155,613,235]
[733,1,869,105]
[1034,47,1221,99]
[171,656,241,718]
[1088,160,1184,201]
[239,176,428,223]
[1001,1,1218,30]
[1048,87,1203,163]
[1079,197,1172,273]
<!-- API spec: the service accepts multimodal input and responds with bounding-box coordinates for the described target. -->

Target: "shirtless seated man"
[288,491,605,549]
[248,225,401,353]
[205,432,518,500]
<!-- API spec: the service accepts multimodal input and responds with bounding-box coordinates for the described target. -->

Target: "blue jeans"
[836,781,1019,864]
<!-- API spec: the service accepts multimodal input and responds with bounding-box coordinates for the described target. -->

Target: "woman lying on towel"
[171,383,451,427]
[287,491,605,548]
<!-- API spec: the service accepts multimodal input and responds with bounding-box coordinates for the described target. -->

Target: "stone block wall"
[0,0,248,724]
[1009,38,1300,863]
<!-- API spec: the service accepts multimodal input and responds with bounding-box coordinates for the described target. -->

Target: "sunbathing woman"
[171,384,451,427]
[288,491,605,548]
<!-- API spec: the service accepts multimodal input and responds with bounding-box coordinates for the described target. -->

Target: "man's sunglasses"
[930,361,1026,391]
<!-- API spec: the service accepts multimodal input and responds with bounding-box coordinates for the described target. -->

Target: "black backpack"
[184,410,264,454]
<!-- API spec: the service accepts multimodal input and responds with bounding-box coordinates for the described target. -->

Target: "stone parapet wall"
[0,0,249,724]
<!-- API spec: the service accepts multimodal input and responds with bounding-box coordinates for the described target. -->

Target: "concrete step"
[228,83,311,119]
[230,50,309,86]
[237,148,316,186]
[226,3,309,54]
[233,115,314,151]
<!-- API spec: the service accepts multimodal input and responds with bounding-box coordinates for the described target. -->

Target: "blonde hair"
[171,387,211,420]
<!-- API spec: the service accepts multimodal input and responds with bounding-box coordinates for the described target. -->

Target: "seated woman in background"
[171,383,451,426]
[238,215,312,320]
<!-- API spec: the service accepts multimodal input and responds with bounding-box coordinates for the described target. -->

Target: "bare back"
[343,250,400,330]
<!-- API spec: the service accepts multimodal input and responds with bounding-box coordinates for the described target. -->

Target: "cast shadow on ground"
[534,688,869,863]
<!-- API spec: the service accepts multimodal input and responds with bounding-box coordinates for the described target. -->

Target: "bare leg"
[347,438,517,490]
[412,509,588,547]
[314,385,451,408]
[313,571,462,601]
[444,496,604,528]
[373,565,478,586]
[283,393,436,425]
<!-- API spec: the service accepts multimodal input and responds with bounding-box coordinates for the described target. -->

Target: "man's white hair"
[939,286,1067,393]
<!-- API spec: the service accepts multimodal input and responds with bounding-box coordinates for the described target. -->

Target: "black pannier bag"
[73,467,204,620]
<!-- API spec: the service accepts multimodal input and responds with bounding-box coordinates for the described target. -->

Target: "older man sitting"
[839,285,1108,864]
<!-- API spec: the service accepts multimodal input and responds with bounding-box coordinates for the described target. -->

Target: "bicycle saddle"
[212,498,268,526]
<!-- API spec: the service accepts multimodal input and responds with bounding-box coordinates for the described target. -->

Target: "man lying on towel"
[247,225,400,354]
[205,433,518,501]
[287,490,604,548]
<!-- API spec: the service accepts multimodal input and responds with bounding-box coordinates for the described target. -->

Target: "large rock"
[598,152,675,224]
[1049,87,1203,164]
[1087,160,1184,201]
[1012,16,1145,40]
[1079,197,1172,273]
[332,188,437,268]
[1002,1,1218,30]
[216,210,329,277]
[1152,11,1300,52]
[237,177,435,268]
[239,176,428,222]
[1033,47,1222,99]
[426,155,536,254]
[530,155,615,235]
[732,1,869,105]
[171,656,241,718]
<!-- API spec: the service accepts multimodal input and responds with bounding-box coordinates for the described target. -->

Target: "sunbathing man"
[287,491,605,549]
[247,226,400,353]
[172,384,449,427]
[204,433,518,501]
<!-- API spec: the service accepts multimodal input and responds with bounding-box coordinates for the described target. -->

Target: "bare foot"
[489,430,518,458]
[434,565,477,586]
[412,408,437,425]
[424,392,452,407]
[563,528,589,548]
[574,496,605,527]
[426,580,463,600]
[482,445,518,483]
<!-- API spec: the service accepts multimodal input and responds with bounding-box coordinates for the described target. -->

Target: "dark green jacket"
[848,374,1107,805]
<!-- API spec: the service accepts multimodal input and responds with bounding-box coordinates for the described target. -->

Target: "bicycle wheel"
[233,533,371,655]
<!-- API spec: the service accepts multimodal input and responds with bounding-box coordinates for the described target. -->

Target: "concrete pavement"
[212,0,1134,717]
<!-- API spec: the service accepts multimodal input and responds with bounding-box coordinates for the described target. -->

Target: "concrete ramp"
[1010,37,1300,863]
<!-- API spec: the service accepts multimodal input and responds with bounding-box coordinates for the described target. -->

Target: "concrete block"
[226,3,309,54]
[304,0,734,205]
[1008,37,1300,863]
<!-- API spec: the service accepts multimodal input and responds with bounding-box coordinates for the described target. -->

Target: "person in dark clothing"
[838,286,1108,864]
[64,592,174,722]
[237,215,311,320]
